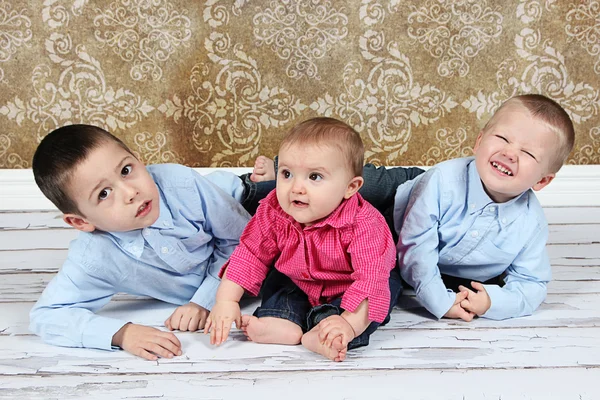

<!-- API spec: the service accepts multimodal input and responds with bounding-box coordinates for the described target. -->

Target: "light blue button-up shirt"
[29,164,250,350]
[394,157,551,320]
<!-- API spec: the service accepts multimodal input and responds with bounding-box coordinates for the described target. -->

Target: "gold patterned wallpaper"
[1,0,600,169]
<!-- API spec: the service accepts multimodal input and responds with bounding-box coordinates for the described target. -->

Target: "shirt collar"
[108,191,174,258]
[267,191,359,230]
[466,159,528,226]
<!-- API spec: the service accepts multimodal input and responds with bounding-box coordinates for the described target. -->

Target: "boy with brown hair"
[30,124,252,360]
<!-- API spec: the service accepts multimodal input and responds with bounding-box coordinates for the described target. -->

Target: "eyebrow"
[87,156,132,201]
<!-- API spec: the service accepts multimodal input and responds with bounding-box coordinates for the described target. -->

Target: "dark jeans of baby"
[253,268,403,350]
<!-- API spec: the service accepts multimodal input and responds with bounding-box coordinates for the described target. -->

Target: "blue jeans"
[239,163,425,225]
[253,268,403,350]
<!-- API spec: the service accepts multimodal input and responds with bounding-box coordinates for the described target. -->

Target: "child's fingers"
[204,318,213,334]
[188,313,202,332]
[137,348,159,361]
[221,322,232,345]
[471,281,485,292]
[457,285,474,295]
[456,290,469,301]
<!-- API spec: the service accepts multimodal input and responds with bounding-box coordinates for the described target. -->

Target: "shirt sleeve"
[221,200,281,296]
[29,258,127,351]
[340,210,396,323]
[187,170,251,310]
[482,222,551,320]
[395,169,456,319]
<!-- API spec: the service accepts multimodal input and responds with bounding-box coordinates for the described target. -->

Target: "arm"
[30,258,181,359]
[359,164,425,212]
[204,275,245,345]
[479,224,551,320]
[29,259,127,351]
[394,169,458,319]
[340,209,397,324]
[187,171,251,311]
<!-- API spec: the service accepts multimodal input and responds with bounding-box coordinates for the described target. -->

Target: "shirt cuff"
[82,316,129,351]
[191,274,222,311]
[479,284,505,320]
[418,280,456,319]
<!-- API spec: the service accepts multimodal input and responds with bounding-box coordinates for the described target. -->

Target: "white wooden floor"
[0,208,599,400]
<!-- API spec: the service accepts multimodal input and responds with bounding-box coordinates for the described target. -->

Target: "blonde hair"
[280,117,364,177]
[483,94,575,173]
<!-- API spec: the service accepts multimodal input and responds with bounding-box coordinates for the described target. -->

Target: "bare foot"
[301,327,348,362]
[240,315,302,345]
[250,156,275,182]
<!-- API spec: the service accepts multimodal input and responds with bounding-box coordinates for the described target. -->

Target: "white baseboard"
[0,166,599,211]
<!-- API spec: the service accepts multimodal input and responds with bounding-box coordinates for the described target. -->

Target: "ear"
[63,213,96,232]
[344,176,364,199]
[532,173,555,192]
[473,130,484,154]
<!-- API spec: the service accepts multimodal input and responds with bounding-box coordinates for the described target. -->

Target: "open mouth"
[136,200,152,217]
[491,161,513,176]
[292,200,308,207]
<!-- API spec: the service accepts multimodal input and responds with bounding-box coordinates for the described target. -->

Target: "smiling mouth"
[292,200,308,207]
[491,161,513,176]
[136,200,152,217]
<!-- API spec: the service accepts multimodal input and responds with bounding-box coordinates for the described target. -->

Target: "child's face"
[276,143,363,226]
[63,140,160,232]
[474,102,557,203]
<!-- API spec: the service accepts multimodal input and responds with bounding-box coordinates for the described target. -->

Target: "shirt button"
[470,203,476,209]
[142,229,150,237]
[448,256,454,261]
[501,218,507,224]
[488,206,496,212]
[163,221,170,227]
[161,247,169,254]
[471,230,479,238]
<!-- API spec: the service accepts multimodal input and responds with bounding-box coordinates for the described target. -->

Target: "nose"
[502,144,517,162]
[291,178,305,194]
[122,183,139,203]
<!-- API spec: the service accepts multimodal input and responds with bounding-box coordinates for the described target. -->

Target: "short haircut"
[280,117,364,177]
[32,124,132,215]
[484,94,575,173]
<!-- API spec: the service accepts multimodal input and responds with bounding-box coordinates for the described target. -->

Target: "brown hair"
[32,124,133,214]
[280,117,364,177]
[484,94,575,172]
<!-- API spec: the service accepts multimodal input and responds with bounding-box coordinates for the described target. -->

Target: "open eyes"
[98,188,112,200]
[309,173,323,181]
[281,169,292,179]
[121,165,132,176]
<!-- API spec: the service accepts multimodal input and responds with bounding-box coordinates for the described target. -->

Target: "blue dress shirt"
[394,157,551,320]
[29,164,250,350]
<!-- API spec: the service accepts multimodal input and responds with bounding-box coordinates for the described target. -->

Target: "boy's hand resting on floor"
[459,282,492,316]
[165,302,209,332]
[443,291,475,321]
[112,323,182,361]
[204,300,241,346]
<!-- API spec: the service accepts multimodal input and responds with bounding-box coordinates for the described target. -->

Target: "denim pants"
[239,163,425,223]
[253,268,404,350]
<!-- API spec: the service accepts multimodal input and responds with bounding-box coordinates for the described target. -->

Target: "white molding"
[0,166,599,211]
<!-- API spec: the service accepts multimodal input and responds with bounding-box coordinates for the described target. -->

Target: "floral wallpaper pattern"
[1,0,600,168]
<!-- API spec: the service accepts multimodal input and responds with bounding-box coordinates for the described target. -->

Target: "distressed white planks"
[0,368,598,400]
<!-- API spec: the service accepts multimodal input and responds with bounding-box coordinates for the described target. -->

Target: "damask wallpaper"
[1,0,600,169]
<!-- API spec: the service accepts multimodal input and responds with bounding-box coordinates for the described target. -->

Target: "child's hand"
[204,300,241,346]
[112,323,182,361]
[459,282,492,316]
[317,315,356,348]
[165,302,209,332]
[443,291,475,321]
